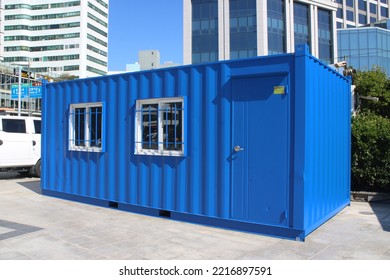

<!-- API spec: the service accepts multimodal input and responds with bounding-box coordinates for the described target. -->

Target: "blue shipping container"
[41,46,351,240]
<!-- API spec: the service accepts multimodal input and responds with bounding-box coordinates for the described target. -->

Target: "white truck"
[0,116,41,177]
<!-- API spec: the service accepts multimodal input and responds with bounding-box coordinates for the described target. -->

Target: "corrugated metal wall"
[292,45,351,234]
[42,46,351,240]
[43,63,234,219]
[302,56,351,233]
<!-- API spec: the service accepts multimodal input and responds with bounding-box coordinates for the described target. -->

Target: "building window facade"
[358,0,366,11]
[185,0,338,64]
[69,102,104,152]
[267,0,286,54]
[135,97,185,156]
[294,2,310,50]
[318,8,333,64]
[338,28,390,76]
[192,0,219,63]
[2,0,108,79]
[229,0,257,59]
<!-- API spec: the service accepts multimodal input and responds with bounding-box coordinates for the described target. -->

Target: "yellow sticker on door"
[274,86,285,94]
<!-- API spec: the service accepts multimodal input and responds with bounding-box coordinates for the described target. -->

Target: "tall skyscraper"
[335,0,390,28]
[183,0,339,65]
[0,0,109,78]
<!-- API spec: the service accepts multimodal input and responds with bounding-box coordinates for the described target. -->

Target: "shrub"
[351,112,390,193]
[354,67,390,118]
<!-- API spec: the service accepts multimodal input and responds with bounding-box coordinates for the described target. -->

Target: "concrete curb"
[351,191,390,203]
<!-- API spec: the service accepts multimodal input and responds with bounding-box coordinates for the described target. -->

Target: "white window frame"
[135,97,185,157]
[69,102,104,152]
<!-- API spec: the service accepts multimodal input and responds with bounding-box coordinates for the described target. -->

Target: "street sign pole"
[18,66,21,116]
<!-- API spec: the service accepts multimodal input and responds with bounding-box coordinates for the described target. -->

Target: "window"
[336,7,343,19]
[370,3,377,15]
[192,0,218,63]
[229,0,257,59]
[358,0,366,11]
[267,0,286,54]
[135,97,185,156]
[318,9,333,64]
[346,10,355,21]
[1,119,26,133]
[381,6,389,17]
[359,13,367,24]
[294,2,310,49]
[33,120,41,134]
[69,102,104,152]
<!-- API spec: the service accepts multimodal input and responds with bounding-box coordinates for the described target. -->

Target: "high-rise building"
[335,0,390,29]
[0,0,109,78]
[183,0,339,65]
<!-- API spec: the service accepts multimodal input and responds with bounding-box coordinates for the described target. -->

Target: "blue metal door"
[231,75,290,226]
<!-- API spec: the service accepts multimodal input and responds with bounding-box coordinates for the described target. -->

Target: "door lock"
[234,145,244,152]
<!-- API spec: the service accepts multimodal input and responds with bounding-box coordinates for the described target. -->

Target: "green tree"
[352,112,390,193]
[354,67,390,118]
[351,67,390,193]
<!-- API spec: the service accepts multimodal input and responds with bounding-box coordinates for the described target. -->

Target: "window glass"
[381,7,389,17]
[318,9,333,64]
[192,0,218,63]
[161,102,183,151]
[358,0,366,11]
[33,120,41,134]
[347,10,354,21]
[294,2,310,50]
[336,8,343,19]
[229,0,257,59]
[90,107,102,148]
[370,3,377,15]
[74,108,86,147]
[267,0,286,54]
[69,103,103,152]
[1,119,26,133]
[359,13,367,24]
[141,104,158,150]
[136,98,185,156]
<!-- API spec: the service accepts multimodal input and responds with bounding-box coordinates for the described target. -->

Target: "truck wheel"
[34,159,41,178]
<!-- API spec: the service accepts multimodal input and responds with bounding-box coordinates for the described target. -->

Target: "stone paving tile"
[1,174,390,260]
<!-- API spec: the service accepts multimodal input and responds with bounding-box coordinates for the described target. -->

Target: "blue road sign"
[11,85,42,99]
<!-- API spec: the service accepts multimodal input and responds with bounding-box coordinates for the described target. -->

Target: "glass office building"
[335,0,390,28]
[338,19,390,75]
[184,0,339,65]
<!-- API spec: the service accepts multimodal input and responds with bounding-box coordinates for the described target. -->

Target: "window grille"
[135,97,185,156]
[69,102,103,152]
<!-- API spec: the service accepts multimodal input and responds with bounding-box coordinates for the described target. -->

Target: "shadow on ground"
[352,191,390,232]
[370,200,390,232]
[17,180,41,194]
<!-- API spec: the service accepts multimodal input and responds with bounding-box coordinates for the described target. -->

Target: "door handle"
[0,140,3,145]
[32,140,36,146]
[234,145,244,152]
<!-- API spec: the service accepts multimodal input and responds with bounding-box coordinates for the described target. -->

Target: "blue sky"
[108,1,183,71]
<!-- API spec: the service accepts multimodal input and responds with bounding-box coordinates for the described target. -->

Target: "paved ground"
[0,172,389,260]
